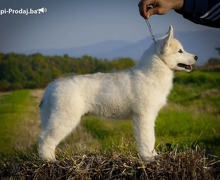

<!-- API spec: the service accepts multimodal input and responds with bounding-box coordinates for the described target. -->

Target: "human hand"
[138,0,184,19]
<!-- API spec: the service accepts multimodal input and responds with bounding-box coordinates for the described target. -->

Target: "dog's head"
[156,26,198,72]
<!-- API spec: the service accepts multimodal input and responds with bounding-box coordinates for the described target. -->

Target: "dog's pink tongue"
[187,65,192,70]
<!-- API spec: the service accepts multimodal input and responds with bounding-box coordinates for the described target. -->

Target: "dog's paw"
[140,155,160,162]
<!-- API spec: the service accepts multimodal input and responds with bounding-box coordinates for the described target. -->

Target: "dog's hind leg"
[38,111,82,161]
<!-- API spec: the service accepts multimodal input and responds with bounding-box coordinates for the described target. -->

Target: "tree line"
[0,52,219,91]
[0,53,136,91]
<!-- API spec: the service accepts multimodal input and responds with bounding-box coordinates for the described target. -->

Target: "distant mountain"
[25,29,220,65]
[25,40,132,59]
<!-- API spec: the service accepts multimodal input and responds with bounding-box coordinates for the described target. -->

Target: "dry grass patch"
[0,149,219,179]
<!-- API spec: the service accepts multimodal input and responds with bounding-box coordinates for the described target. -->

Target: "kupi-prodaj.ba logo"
[0,7,47,15]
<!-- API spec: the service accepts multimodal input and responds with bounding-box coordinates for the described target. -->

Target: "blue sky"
[0,0,215,53]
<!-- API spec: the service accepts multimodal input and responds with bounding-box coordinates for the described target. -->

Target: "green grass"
[0,90,37,153]
[156,104,220,152]
[0,70,219,158]
[0,71,220,179]
[79,71,220,156]
[81,117,135,153]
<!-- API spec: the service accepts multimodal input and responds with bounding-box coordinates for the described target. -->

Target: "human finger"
[138,0,155,19]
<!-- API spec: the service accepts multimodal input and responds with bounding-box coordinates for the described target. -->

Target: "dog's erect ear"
[166,25,174,42]
[158,25,174,54]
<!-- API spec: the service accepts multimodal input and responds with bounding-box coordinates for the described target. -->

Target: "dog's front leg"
[133,113,158,162]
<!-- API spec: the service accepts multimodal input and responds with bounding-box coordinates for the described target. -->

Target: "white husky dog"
[38,26,197,161]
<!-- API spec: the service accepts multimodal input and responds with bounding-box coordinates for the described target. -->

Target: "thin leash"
[145,5,156,44]
[145,19,156,44]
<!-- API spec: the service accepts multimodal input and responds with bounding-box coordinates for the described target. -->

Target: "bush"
[174,71,220,86]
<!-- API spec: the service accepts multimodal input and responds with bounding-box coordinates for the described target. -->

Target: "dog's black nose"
[194,56,198,61]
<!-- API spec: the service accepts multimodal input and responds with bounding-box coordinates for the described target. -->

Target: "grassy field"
[0,70,219,179]
[66,71,220,156]
[0,90,41,154]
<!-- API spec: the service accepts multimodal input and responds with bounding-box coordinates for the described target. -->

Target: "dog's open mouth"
[177,63,193,70]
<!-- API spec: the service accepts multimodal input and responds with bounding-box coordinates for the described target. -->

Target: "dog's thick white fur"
[38,26,197,161]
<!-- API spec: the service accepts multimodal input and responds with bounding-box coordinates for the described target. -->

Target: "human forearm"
[176,0,220,28]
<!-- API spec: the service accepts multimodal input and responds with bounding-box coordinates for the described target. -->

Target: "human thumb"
[146,7,161,18]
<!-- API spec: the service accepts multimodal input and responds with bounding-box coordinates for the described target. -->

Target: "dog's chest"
[133,71,173,106]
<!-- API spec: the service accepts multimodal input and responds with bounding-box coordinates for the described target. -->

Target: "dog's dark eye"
[178,49,183,53]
